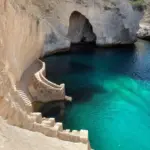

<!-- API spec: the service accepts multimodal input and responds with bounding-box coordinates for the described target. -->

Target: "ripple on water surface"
[44,40,150,150]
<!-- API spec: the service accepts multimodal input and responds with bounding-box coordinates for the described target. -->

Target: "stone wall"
[28,60,69,102]
[0,117,89,150]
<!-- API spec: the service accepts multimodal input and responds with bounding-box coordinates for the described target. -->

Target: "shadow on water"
[44,43,140,103]
[64,61,94,74]
[67,84,107,103]
[43,40,150,150]
[95,43,136,51]
[105,48,137,75]
[70,42,97,54]
[39,101,65,122]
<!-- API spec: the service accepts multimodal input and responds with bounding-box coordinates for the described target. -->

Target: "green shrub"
[130,0,145,11]
[130,0,145,6]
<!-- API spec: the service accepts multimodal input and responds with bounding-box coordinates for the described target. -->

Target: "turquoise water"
[44,40,150,150]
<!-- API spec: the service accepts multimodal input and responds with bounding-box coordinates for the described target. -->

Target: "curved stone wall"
[28,60,72,103]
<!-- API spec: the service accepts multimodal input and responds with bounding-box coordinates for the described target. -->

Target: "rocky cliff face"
[0,0,143,150]
[0,1,90,150]
[11,0,143,56]
[137,0,150,39]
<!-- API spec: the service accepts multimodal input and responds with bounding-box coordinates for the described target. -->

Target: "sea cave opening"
[68,11,96,48]
[36,12,97,121]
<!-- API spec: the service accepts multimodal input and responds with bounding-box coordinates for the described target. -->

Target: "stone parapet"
[28,60,71,102]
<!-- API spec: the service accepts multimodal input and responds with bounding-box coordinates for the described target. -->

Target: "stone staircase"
[17,89,33,112]
[0,97,90,148]
[0,59,90,149]
[10,84,33,113]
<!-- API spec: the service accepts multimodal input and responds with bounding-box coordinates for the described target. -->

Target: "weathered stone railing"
[28,60,71,103]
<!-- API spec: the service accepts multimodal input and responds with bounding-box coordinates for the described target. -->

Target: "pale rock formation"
[137,0,150,39]
[68,11,96,43]
[11,0,143,56]
[0,0,144,150]
[0,0,89,149]
[137,24,150,39]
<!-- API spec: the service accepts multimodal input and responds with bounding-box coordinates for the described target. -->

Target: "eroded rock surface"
[137,0,150,39]
[0,0,90,149]
[0,0,144,150]
[68,11,96,43]
[11,0,143,55]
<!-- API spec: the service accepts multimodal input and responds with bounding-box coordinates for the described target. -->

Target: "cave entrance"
[68,11,96,46]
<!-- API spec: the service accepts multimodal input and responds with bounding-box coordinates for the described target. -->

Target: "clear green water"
[44,40,150,150]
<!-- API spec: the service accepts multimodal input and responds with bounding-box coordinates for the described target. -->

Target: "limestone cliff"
[10,0,143,56]
[0,0,143,150]
[0,0,90,149]
[137,0,150,39]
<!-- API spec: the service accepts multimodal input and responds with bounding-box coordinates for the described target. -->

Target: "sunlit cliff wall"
[0,1,90,149]
[9,0,143,56]
[137,0,150,39]
[0,0,44,82]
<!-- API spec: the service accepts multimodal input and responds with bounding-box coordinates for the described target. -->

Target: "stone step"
[31,112,42,123]
[48,118,55,126]
[58,130,71,141]
[80,130,89,144]
[17,90,32,112]
[54,122,63,131]
[41,119,55,127]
